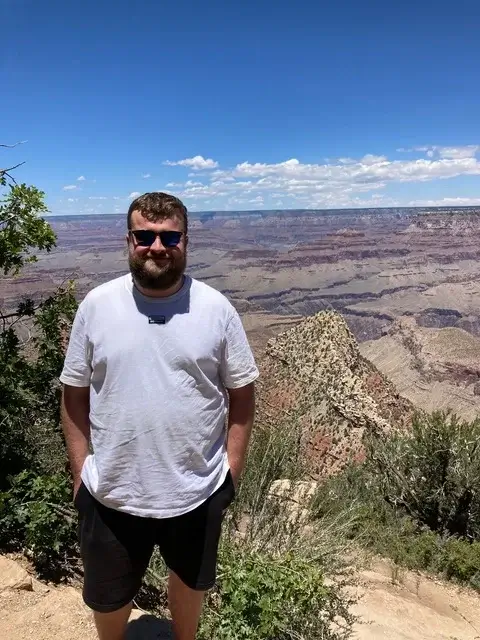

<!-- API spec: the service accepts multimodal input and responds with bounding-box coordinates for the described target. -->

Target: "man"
[60,192,259,640]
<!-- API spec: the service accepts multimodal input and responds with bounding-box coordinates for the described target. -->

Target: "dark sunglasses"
[130,229,184,248]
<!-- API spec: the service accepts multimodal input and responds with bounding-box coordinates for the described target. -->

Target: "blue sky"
[2,0,480,214]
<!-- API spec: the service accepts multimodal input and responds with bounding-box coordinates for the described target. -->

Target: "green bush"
[0,284,77,490]
[0,470,77,571]
[440,537,480,585]
[198,538,354,640]
[312,410,480,592]
[367,410,480,538]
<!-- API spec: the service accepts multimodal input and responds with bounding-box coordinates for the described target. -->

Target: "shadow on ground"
[125,614,173,639]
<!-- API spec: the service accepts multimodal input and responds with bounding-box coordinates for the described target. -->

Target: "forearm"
[60,385,91,488]
[226,383,255,484]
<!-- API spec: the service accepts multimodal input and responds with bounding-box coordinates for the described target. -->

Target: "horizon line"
[44,204,480,219]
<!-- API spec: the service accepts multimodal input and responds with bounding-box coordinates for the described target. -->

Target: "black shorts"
[74,472,235,613]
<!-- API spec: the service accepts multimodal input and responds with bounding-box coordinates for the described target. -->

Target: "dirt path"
[2,556,480,639]
[352,559,480,639]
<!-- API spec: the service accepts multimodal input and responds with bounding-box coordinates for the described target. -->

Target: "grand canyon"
[3,205,480,422]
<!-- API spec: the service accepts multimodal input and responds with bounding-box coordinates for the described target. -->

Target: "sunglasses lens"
[133,230,156,246]
[132,230,182,247]
[160,231,182,247]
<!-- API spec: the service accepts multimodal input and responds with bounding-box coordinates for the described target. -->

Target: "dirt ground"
[352,559,480,640]
[2,556,480,640]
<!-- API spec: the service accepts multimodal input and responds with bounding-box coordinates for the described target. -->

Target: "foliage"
[198,539,354,640]
[0,470,78,570]
[0,146,78,489]
[0,282,78,488]
[367,410,480,538]
[0,182,55,275]
[312,410,480,591]
[232,414,305,519]
[0,146,79,571]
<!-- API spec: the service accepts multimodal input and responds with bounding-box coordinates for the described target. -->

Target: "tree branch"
[0,141,28,148]
[0,162,26,184]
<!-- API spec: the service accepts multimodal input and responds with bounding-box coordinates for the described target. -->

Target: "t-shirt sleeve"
[59,305,92,387]
[220,308,259,389]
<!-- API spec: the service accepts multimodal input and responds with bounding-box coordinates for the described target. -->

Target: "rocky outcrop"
[258,310,413,477]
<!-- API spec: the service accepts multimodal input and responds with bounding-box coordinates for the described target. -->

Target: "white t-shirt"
[60,273,259,518]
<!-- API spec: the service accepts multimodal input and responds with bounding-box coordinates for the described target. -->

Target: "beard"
[128,252,186,291]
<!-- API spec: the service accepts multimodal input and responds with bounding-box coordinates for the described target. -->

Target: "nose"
[150,235,166,252]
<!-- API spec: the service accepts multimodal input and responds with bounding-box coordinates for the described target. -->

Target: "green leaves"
[0,183,55,275]
[0,149,80,573]
[0,283,78,489]
[367,410,480,538]
[0,470,77,565]
[198,541,352,640]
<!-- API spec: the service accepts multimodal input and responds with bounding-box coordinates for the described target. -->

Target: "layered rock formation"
[257,310,413,477]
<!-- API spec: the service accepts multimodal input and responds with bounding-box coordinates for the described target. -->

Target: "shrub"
[198,537,354,640]
[0,283,77,489]
[441,537,480,585]
[312,410,480,592]
[0,470,77,572]
[367,410,480,539]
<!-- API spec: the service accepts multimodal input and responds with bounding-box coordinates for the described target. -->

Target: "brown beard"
[128,252,186,291]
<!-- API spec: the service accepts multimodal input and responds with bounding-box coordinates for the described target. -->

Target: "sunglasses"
[130,229,184,248]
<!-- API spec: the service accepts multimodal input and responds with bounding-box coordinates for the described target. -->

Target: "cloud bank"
[163,146,480,209]
[56,144,480,214]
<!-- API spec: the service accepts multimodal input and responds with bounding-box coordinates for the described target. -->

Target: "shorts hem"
[192,580,216,591]
[82,594,136,614]
[169,575,216,591]
[165,564,216,592]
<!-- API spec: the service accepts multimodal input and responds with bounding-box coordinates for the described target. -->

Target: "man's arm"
[61,384,90,497]
[226,382,255,488]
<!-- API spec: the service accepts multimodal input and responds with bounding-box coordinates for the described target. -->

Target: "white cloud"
[437,145,479,159]
[397,145,479,160]
[219,155,480,187]
[89,196,107,200]
[142,173,151,179]
[67,198,77,202]
[77,175,86,181]
[408,196,480,207]
[76,144,475,211]
[164,155,219,170]
[397,146,431,153]
[360,154,388,165]
[63,184,78,191]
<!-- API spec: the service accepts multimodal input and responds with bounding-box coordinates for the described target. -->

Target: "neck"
[133,275,185,299]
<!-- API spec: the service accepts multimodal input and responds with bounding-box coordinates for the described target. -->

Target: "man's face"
[127,209,187,291]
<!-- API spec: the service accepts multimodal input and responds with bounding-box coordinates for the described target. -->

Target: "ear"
[184,233,189,247]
